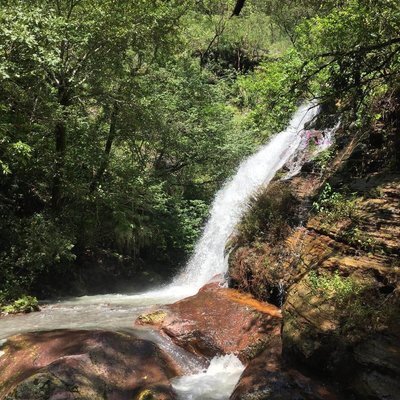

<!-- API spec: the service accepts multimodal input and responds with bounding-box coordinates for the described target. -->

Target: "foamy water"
[172,354,245,400]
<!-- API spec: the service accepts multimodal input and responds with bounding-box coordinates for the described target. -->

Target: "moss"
[4,373,66,400]
[137,310,167,325]
[237,185,300,245]
[2,296,40,315]
[136,389,157,400]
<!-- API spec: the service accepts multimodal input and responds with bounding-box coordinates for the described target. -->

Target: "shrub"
[2,295,40,314]
[0,213,76,301]
[313,148,334,173]
[340,227,380,252]
[237,185,299,244]
[309,270,362,306]
[313,183,357,223]
[308,270,394,335]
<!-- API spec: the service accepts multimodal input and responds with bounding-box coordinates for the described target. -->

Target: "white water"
[48,102,319,307]
[173,102,319,290]
[172,355,245,400]
[0,103,320,400]
[284,121,339,179]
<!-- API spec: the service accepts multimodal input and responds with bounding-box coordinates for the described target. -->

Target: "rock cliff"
[228,113,400,399]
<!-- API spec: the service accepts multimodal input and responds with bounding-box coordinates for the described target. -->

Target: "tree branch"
[232,0,246,17]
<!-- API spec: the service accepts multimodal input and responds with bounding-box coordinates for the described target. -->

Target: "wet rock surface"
[137,282,282,363]
[0,330,177,400]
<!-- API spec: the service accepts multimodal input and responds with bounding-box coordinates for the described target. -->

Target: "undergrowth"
[308,271,394,335]
[1,296,39,314]
[313,183,357,224]
[237,185,299,245]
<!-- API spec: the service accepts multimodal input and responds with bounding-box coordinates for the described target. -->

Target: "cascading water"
[0,102,322,400]
[171,355,245,400]
[172,102,319,291]
[283,120,339,179]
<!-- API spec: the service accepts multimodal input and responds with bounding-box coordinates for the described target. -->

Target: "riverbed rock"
[230,336,342,400]
[0,330,177,400]
[137,283,282,363]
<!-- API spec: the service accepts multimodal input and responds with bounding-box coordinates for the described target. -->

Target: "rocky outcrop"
[228,123,400,399]
[280,177,400,399]
[137,282,282,363]
[0,330,177,400]
[230,335,342,400]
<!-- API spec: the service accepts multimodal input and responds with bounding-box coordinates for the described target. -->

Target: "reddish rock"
[137,284,282,363]
[0,330,177,400]
[230,336,343,400]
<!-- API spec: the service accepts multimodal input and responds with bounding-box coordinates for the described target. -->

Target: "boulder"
[0,330,177,400]
[137,283,282,363]
[282,269,400,400]
[230,336,342,400]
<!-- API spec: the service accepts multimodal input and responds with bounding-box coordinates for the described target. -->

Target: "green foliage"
[238,186,299,244]
[314,185,385,252]
[340,227,381,252]
[0,0,267,300]
[235,51,303,138]
[1,296,39,314]
[0,213,75,300]
[1,0,397,302]
[313,183,357,223]
[308,270,394,334]
[237,0,400,128]
[173,200,209,253]
[186,0,289,73]
[313,148,334,173]
[295,0,400,117]
[309,270,362,306]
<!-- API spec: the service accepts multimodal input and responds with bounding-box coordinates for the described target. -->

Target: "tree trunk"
[51,84,70,212]
[90,104,118,193]
[232,0,246,16]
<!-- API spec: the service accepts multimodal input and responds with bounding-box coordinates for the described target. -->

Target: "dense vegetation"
[1,0,399,307]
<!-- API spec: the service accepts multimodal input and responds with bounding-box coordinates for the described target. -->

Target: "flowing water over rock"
[174,102,319,290]
[0,103,320,399]
[171,355,245,400]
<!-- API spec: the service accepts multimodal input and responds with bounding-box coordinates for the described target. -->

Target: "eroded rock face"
[0,330,177,400]
[283,269,400,399]
[137,282,282,363]
[228,125,400,400]
[280,180,400,399]
[230,336,342,400]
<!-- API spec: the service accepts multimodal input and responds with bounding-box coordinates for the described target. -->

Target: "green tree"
[0,0,262,302]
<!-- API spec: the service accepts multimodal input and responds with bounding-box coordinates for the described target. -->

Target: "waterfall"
[0,102,321,339]
[0,103,322,400]
[173,102,319,291]
[40,102,320,307]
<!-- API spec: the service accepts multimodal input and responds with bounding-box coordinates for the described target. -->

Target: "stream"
[0,103,322,400]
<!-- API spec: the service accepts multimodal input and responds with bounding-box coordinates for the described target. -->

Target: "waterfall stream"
[0,103,322,400]
[173,102,319,290]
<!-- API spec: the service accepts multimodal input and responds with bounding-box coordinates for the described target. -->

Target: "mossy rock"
[135,386,176,400]
[137,310,167,325]
[5,373,69,400]
[136,389,156,400]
